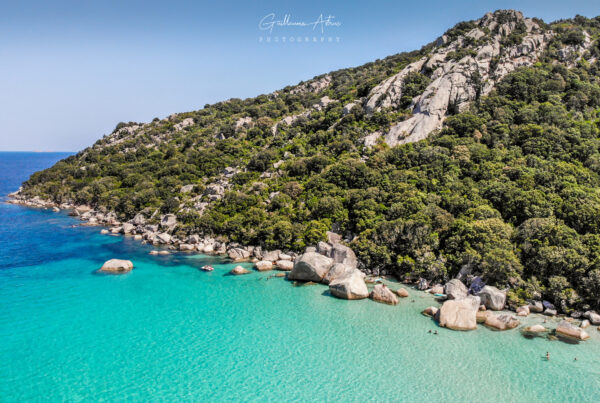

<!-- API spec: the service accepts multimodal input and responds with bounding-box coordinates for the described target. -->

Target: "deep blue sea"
[1,152,600,402]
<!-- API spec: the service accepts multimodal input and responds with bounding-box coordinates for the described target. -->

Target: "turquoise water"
[1,153,600,402]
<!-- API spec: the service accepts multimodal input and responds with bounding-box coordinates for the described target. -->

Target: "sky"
[0,1,599,151]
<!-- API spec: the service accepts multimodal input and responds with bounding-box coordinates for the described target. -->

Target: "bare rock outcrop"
[364,10,553,147]
[288,252,334,282]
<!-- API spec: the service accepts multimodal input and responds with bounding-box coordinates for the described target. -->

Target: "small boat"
[201,265,214,272]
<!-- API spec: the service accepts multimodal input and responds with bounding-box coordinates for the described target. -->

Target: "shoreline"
[6,191,600,342]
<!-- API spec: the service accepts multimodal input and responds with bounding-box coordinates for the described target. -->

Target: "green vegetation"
[20,15,600,311]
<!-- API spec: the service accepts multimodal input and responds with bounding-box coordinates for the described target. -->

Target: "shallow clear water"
[1,152,599,402]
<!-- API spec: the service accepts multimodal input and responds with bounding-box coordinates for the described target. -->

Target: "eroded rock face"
[364,10,552,147]
[370,284,399,305]
[100,259,133,274]
[438,299,478,330]
[288,252,334,282]
[328,270,369,300]
[160,214,177,230]
[476,286,506,311]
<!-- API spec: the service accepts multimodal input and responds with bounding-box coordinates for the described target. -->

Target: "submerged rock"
[522,325,548,337]
[230,266,250,275]
[370,284,399,305]
[100,259,133,274]
[396,288,409,298]
[329,270,369,300]
[484,314,520,331]
[289,252,334,282]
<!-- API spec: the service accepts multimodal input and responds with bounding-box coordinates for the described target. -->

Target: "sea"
[0,152,599,402]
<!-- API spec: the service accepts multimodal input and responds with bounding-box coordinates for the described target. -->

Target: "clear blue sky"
[1,0,599,151]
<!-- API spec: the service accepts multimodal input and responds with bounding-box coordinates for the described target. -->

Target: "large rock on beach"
[438,299,477,330]
[132,213,146,225]
[429,285,444,295]
[476,310,490,323]
[396,288,409,298]
[322,263,354,284]
[255,260,273,271]
[328,243,357,268]
[476,286,506,310]
[556,320,590,341]
[444,279,468,300]
[422,306,438,317]
[288,252,333,282]
[156,232,171,244]
[261,250,281,262]
[275,260,294,271]
[528,301,543,313]
[370,283,399,305]
[228,247,251,262]
[583,311,600,325]
[328,270,369,300]
[100,259,133,274]
[516,306,530,317]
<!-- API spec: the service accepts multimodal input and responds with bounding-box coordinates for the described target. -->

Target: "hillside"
[14,10,600,311]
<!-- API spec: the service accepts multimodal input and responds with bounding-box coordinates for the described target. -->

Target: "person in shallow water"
[546,352,550,361]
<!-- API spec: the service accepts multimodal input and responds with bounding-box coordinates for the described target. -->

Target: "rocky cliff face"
[361,10,591,146]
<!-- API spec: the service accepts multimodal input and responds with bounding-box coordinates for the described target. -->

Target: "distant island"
[11,10,600,321]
